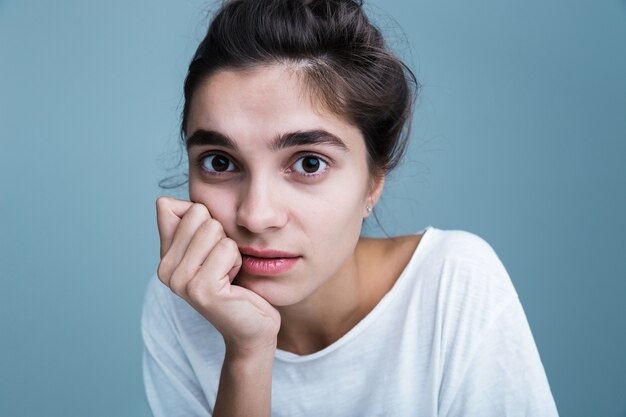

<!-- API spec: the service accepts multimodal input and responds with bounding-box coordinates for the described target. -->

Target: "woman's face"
[186,64,382,307]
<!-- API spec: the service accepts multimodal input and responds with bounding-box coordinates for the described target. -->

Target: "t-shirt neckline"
[274,225,436,363]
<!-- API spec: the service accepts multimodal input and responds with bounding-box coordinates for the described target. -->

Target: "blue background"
[1,0,624,416]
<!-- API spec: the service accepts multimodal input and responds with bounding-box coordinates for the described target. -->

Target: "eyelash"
[196,152,331,179]
[287,154,330,178]
[197,153,237,176]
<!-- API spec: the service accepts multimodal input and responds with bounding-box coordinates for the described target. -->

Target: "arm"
[213,346,275,417]
[153,197,281,416]
[141,275,275,417]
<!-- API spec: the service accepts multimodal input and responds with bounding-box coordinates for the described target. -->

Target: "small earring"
[366,205,372,213]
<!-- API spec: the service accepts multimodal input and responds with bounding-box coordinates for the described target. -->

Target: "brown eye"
[292,155,328,175]
[302,157,320,173]
[202,154,236,173]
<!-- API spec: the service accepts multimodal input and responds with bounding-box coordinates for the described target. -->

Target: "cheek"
[292,175,368,239]
[189,183,238,230]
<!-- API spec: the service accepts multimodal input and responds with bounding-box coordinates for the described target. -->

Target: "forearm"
[213,345,276,417]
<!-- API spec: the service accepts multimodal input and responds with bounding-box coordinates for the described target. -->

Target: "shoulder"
[419,229,559,415]
[420,227,517,301]
[426,227,502,266]
[362,227,516,306]
[377,226,502,269]
[395,227,521,349]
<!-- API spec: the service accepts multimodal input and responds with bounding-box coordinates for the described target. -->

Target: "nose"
[236,176,288,234]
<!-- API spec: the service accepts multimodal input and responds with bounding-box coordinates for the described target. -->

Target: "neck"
[274,234,422,356]
[276,247,366,355]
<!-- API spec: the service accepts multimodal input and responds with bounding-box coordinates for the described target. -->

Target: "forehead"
[186,65,363,148]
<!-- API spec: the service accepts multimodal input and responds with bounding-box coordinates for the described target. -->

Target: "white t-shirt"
[141,226,559,416]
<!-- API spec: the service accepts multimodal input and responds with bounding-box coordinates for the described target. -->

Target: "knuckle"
[155,196,171,211]
[157,258,173,282]
[187,279,209,304]
[169,270,187,295]
[156,269,168,286]
[203,218,224,236]
[155,195,167,206]
[190,203,209,218]
[218,237,238,254]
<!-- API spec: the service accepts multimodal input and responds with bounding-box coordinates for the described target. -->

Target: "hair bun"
[181,0,418,178]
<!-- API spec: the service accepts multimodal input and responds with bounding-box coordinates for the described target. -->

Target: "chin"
[234,273,306,307]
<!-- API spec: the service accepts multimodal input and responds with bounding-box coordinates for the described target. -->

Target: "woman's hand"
[155,196,281,357]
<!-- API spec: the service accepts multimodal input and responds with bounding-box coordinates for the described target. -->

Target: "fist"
[155,196,280,353]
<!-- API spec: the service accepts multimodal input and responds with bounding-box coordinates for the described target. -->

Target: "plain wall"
[1,0,624,416]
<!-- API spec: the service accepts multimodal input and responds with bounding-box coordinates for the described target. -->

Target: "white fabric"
[141,226,559,416]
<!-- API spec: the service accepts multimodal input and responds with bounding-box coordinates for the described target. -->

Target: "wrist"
[224,339,277,363]
[215,339,275,417]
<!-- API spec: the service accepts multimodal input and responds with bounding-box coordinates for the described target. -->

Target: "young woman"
[141,1,559,416]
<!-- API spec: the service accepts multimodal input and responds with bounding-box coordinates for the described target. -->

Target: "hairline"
[183,59,382,178]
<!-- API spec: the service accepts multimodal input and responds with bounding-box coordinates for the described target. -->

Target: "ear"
[364,176,385,218]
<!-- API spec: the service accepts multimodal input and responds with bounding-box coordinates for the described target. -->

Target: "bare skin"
[155,64,423,416]
[276,234,422,355]
[157,197,280,417]
[156,196,421,415]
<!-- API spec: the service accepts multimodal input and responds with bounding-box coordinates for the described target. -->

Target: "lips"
[239,247,301,276]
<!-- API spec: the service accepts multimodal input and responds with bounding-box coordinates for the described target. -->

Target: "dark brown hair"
[162,0,418,188]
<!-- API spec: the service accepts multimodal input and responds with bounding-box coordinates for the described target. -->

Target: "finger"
[170,219,225,294]
[156,196,194,257]
[187,238,241,304]
[158,203,214,286]
[227,249,242,283]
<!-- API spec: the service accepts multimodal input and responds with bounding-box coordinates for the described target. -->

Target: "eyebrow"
[270,130,348,152]
[186,129,348,152]
[186,130,238,151]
